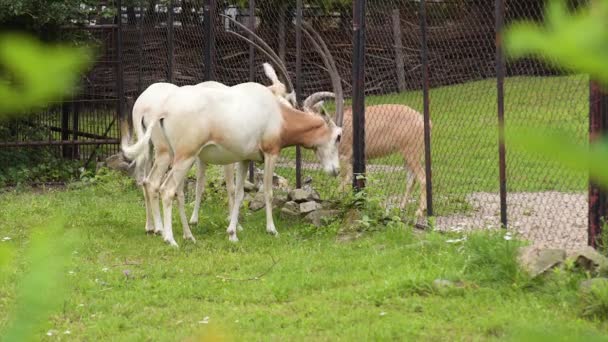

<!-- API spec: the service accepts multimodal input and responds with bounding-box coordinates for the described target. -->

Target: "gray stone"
[248,193,266,212]
[299,201,322,214]
[272,193,288,208]
[283,201,299,213]
[519,247,567,277]
[280,207,300,218]
[273,174,289,190]
[105,153,131,173]
[289,188,313,203]
[304,210,340,227]
[244,181,257,193]
[96,162,106,173]
[432,279,454,289]
[580,278,608,295]
[311,189,321,201]
[570,246,608,275]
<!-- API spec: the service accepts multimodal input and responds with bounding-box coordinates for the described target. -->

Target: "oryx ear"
[263,62,280,84]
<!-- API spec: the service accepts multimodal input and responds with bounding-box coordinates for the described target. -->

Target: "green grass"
[1,172,608,341]
[285,74,589,215]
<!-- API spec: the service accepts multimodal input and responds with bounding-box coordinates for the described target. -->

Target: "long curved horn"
[298,21,344,127]
[303,91,335,112]
[220,14,294,94]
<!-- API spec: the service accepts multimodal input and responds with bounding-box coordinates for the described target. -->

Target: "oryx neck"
[279,104,329,148]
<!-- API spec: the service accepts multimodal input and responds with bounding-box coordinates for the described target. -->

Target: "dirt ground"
[432,191,587,251]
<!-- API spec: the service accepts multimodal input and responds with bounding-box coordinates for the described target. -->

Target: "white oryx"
[122,65,296,241]
[122,15,300,241]
[122,77,343,246]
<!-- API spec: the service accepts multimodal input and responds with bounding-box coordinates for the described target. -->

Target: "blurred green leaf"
[507,126,608,187]
[0,217,80,342]
[0,33,91,116]
[504,0,608,84]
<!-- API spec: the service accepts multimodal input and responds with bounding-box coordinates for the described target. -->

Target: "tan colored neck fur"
[279,104,329,148]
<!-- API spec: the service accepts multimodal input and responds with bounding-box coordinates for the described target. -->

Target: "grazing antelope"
[302,97,430,219]
[286,21,429,220]
[122,74,344,246]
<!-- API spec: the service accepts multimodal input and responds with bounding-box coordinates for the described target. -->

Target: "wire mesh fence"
[0,0,601,249]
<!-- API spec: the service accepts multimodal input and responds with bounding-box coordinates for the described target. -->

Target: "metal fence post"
[589,82,608,248]
[295,0,303,189]
[496,0,508,228]
[137,0,144,95]
[72,101,80,159]
[352,0,366,191]
[116,0,125,135]
[420,0,433,217]
[203,0,216,81]
[61,102,71,158]
[167,0,174,83]
[249,0,256,183]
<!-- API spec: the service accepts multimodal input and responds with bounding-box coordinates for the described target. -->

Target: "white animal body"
[123,81,236,242]
[123,82,342,246]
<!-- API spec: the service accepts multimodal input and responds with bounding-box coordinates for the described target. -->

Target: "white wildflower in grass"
[198,316,210,324]
[504,232,513,241]
[446,237,467,244]
[379,312,387,316]
[68,271,75,275]
[64,330,71,335]
[102,267,109,272]
[2,236,11,242]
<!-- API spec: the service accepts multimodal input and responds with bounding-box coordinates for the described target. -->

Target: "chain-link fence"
[1,0,602,249]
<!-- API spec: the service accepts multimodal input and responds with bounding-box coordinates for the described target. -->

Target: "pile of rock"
[519,245,608,294]
[245,169,340,227]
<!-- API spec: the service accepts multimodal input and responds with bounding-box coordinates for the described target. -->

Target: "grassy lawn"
[285,74,589,215]
[2,172,608,341]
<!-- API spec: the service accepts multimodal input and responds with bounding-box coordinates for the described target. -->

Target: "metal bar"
[72,101,80,159]
[588,81,608,248]
[137,0,144,95]
[84,116,119,168]
[496,0,507,228]
[352,0,366,190]
[0,140,120,147]
[61,102,71,158]
[295,0,303,189]
[116,0,125,149]
[203,0,216,81]
[167,0,174,83]
[420,0,433,217]
[249,0,256,183]
[41,126,112,140]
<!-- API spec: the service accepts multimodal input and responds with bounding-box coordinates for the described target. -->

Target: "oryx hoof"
[227,230,239,243]
[183,234,197,243]
[164,238,179,248]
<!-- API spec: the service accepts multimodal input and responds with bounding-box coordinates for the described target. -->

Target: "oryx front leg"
[177,181,196,243]
[142,185,155,234]
[223,164,241,231]
[189,157,206,225]
[226,161,248,242]
[263,153,279,236]
[143,151,172,236]
[160,156,196,247]
[400,167,415,209]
